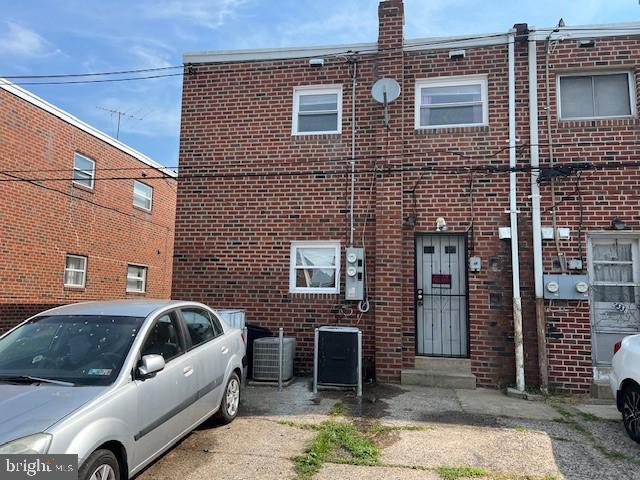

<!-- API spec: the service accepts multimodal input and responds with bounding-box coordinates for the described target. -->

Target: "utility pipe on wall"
[508,31,526,392]
[528,31,549,392]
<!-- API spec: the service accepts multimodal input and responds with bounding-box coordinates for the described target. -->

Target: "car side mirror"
[137,354,165,378]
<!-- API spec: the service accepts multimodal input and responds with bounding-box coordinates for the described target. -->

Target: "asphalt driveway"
[137,380,640,480]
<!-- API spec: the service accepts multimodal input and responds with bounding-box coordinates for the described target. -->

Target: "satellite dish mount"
[371,78,401,129]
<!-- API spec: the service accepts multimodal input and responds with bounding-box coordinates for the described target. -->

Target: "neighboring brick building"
[0,79,177,330]
[174,0,640,393]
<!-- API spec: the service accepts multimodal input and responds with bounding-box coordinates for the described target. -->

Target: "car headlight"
[0,433,52,454]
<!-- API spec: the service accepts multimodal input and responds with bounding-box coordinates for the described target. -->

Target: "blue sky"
[1,0,637,168]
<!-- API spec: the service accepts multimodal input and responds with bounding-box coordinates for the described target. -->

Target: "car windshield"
[0,315,144,386]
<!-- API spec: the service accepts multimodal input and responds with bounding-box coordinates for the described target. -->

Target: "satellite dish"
[371,78,401,104]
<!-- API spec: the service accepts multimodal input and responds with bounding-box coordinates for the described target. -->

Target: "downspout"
[349,58,358,247]
[508,31,526,392]
[528,30,549,392]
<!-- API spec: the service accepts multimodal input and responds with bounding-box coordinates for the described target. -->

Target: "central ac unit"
[252,337,295,381]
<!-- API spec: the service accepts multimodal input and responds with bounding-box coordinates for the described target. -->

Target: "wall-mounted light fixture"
[612,218,626,230]
[309,58,325,67]
[436,217,448,231]
[448,49,466,60]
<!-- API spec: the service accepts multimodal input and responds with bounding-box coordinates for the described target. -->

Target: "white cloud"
[0,22,60,57]
[144,0,247,29]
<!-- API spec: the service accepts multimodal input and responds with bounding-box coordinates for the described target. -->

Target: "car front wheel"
[79,449,120,480]
[215,372,241,424]
[622,383,640,444]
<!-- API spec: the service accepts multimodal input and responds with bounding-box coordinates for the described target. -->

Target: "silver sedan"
[0,300,246,480]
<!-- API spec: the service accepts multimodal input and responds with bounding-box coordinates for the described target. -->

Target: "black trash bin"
[245,323,273,378]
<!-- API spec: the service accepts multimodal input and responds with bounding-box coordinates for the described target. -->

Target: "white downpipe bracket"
[508,32,526,392]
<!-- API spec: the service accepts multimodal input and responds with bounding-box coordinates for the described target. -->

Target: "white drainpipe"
[528,29,549,391]
[508,31,526,392]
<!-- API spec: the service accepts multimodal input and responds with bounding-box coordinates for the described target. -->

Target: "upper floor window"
[133,180,153,211]
[289,241,340,294]
[126,264,147,293]
[64,254,87,288]
[415,75,488,129]
[558,72,635,120]
[292,85,342,135]
[73,153,95,189]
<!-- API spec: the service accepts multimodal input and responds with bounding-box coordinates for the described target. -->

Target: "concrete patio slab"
[575,403,621,421]
[317,464,440,480]
[381,424,561,478]
[456,388,560,421]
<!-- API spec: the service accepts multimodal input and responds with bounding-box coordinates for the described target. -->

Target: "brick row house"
[174,0,640,394]
[0,79,177,330]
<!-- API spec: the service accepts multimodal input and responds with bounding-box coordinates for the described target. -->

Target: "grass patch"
[293,420,380,479]
[577,411,599,422]
[329,401,346,417]
[368,422,433,434]
[514,426,531,433]
[435,466,488,480]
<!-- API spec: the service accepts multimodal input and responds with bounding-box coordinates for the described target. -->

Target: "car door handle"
[183,366,194,377]
[221,347,229,355]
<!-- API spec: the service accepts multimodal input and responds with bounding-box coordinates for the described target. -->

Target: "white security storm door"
[416,234,468,357]
[589,236,640,366]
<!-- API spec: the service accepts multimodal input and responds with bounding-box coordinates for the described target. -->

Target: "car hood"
[0,384,106,445]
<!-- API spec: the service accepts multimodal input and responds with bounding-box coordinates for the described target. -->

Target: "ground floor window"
[289,241,340,294]
[64,254,87,288]
[127,264,148,293]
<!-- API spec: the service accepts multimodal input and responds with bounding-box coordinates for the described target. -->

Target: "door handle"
[221,346,229,355]
[183,366,194,377]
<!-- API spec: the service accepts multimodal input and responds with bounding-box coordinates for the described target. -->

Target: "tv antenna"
[371,78,401,128]
[96,106,144,140]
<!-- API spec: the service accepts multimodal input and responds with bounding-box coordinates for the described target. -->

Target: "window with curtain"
[559,72,633,119]
[289,241,340,293]
[416,76,487,128]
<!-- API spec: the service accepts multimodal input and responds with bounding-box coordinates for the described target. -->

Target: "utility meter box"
[345,247,364,301]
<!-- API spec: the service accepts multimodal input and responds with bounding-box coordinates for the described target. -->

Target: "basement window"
[289,241,340,294]
[133,180,153,211]
[73,153,95,189]
[292,85,342,135]
[558,72,635,120]
[126,264,148,293]
[415,75,488,128]
[64,254,87,288]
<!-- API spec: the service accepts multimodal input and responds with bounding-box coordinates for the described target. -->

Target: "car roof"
[38,300,195,318]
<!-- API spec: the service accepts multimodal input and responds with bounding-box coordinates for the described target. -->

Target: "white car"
[610,334,640,443]
[0,300,246,480]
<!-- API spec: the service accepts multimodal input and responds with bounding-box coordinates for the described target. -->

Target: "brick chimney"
[378,0,404,51]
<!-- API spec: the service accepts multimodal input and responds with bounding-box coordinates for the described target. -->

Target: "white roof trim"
[184,42,377,64]
[530,22,640,41]
[0,78,177,178]
[184,21,640,64]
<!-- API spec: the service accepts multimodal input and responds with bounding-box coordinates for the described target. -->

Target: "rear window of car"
[182,308,218,347]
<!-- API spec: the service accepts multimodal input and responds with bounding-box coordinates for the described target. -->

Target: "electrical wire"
[0,171,172,230]
[1,65,183,79]
[9,73,184,86]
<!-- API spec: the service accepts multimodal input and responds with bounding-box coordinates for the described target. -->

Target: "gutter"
[508,30,526,392]
[528,30,549,392]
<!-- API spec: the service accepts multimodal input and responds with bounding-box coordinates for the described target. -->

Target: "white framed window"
[289,241,340,294]
[415,75,488,129]
[133,180,153,211]
[292,85,342,135]
[558,71,635,120]
[64,254,87,288]
[126,264,148,293]
[73,153,95,189]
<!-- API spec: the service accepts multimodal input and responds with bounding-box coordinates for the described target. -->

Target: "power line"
[3,138,639,176]
[0,171,172,230]
[9,72,184,86]
[2,158,640,184]
[1,65,183,80]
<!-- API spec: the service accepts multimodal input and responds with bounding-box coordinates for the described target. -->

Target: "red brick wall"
[174,0,640,391]
[0,88,177,330]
